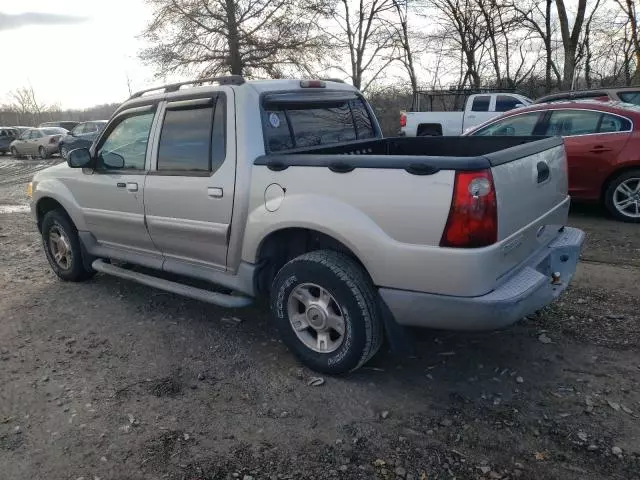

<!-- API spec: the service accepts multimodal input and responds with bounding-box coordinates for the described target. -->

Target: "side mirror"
[101,152,125,169]
[67,148,93,168]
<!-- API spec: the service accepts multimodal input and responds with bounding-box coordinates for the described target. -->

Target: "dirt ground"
[0,157,639,480]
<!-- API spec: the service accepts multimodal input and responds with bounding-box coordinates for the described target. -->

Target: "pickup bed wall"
[255,136,564,172]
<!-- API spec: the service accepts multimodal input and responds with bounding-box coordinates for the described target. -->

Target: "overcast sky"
[0,1,160,109]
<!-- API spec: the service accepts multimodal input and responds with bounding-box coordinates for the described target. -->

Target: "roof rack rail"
[129,75,245,99]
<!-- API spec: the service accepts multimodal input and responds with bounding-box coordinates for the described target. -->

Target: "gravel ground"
[0,157,639,480]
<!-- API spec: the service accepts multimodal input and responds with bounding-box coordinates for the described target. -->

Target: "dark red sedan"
[466,101,640,222]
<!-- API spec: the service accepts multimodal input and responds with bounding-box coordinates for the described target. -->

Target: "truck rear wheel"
[270,250,383,374]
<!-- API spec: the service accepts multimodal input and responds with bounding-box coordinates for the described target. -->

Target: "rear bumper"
[379,227,585,331]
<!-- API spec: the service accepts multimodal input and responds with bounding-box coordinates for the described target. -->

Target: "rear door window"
[599,114,631,133]
[544,110,603,136]
[495,95,523,112]
[473,112,543,136]
[156,95,226,173]
[262,97,375,152]
[471,96,491,112]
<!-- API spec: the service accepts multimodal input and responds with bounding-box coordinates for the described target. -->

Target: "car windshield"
[42,127,67,135]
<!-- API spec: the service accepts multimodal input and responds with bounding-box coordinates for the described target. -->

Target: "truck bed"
[252,135,570,297]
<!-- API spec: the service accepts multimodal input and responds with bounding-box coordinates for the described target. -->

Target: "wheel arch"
[253,227,369,295]
[35,196,73,232]
[417,123,443,136]
[600,163,640,203]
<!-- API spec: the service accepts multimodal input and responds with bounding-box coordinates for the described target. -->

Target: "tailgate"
[486,137,570,281]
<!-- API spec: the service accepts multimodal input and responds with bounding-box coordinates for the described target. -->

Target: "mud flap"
[378,296,414,356]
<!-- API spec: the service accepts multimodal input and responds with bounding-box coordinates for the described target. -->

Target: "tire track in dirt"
[0,158,61,187]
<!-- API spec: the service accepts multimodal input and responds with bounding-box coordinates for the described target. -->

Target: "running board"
[91,259,253,308]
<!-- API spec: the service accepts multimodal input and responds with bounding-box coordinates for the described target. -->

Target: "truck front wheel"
[270,250,383,374]
[41,210,96,282]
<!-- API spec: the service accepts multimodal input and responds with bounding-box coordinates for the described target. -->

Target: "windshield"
[42,127,67,135]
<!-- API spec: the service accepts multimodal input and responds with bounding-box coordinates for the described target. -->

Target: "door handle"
[126,182,138,192]
[590,146,612,153]
[537,161,550,183]
[207,187,223,198]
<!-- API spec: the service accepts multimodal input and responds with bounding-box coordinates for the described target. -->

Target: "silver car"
[10,127,67,159]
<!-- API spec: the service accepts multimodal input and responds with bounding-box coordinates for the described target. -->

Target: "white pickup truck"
[400,92,532,137]
[29,78,583,374]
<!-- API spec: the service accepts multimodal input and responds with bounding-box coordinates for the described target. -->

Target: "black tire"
[38,146,49,160]
[60,145,68,160]
[10,147,19,158]
[270,250,383,374]
[41,210,96,282]
[604,169,640,223]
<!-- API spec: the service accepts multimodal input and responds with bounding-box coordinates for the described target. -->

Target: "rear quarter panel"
[242,165,456,292]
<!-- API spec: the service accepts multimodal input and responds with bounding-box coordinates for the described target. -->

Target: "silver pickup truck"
[29,77,584,373]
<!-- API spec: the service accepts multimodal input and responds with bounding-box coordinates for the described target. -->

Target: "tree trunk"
[556,0,588,90]
[544,0,553,92]
[225,0,243,75]
[562,48,576,89]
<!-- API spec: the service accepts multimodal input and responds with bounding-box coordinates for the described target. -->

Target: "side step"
[91,259,253,308]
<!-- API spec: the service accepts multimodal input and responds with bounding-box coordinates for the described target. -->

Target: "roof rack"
[129,75,245,99]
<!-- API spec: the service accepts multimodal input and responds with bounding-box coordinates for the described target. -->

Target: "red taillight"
[49,136,58,144]
[440,170,497,248]
[400,112,407,128]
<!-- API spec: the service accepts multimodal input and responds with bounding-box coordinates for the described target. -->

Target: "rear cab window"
[471,95,491,112]
[262,95,375,153]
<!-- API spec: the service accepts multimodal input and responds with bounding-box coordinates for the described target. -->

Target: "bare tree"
[313,0,399,91]
[140,0,326,78]
[513,0,562,91]
[428,0,488,88]
[615,0,640,82]
[10,85,46,117]
[556,0,591,89]
[391,0,419,104]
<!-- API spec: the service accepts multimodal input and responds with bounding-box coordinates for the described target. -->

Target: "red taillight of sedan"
[49,136,60,144]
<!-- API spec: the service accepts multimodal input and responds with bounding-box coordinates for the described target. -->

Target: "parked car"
[535,86,640,105]
[466,101,640,222]
[400,91,532,136]
[29,77,583,373]
[39,121,80,131]
[12,126,32,135]
[10,127,67,159]
[58,121,108,159]
[0,127,19,154]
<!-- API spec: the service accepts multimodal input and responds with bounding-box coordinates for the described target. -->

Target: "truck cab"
[401,91,531,137]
